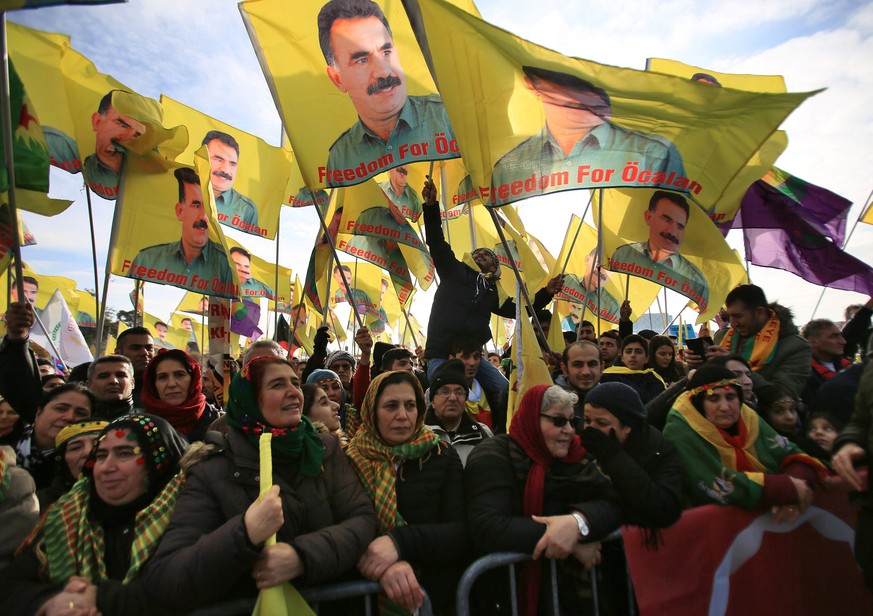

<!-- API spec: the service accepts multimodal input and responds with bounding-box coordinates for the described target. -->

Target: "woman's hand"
[357,535,400,580]
[379,561,424,613]
[832,443,867,491]
[571,541,602,571]
[244,485,284,546]
[531,514,580,560]
[772,477,814,524]
[252,542,304,588]
[37,578,99,616]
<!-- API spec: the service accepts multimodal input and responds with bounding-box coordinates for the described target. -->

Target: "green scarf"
[225,360,324,476]
[41,473,184,585]
[346,372,441,533]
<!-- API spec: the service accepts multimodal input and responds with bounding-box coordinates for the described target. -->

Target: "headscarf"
[471,247,502,300]
[346,371,441,533]
[38,414,188,585]
[508,384,586,616]
[225,357,324,476]
[141,349,206,436]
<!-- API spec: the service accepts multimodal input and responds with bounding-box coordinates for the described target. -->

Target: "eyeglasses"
[435,388,467,399]
[540,414,580,428]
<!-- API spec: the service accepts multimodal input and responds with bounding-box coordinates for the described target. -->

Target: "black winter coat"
[423,205,553,359]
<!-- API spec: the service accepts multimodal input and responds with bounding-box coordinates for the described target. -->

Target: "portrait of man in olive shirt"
[43,90,146,200]
[491,66,685,198]
[611,190,708,302]
[130,168,234,291]
[379,165,422,221]
[230,246,275,299]
[202,130,259,229]
[318,0,456,180]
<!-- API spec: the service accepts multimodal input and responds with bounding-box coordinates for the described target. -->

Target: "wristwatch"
[571,512,590,538]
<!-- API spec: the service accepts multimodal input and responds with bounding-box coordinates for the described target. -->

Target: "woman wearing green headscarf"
[347,370,467,615]
[143,356,377,613]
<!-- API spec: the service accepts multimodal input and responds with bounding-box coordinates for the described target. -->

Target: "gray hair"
[541,385,578,413]
[242,340,287,365]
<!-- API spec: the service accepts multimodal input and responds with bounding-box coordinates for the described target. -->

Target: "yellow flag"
[162,96,290,239]
[645,58,789,226]
[110,151,239,299]
[413,0,817,209]
[551,216,661,327]
[328,259,384,324]
[9,23,186,201]
[596,188,746,323]
[222,237,292,304]
[240,0,467,189]
[0,267,78,313]
[546,308,565,354]
[75,290,98,329]
[507,290,553,427]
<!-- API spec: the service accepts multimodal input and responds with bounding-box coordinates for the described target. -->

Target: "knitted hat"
[585,382,647,426]
[326,349,356,372]
[306,369,342,385]
[429,360,469,401]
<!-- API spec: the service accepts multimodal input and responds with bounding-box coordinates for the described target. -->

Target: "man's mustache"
[193,220,209,230]
[660,232,681,245]
[368,75,402,95]
[212,170,233,181]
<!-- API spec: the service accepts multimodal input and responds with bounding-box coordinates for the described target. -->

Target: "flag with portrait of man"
[596,188,747,322]
[409,0,817,209]
[109,151,239,299]
[645,57,790,228]
[239,0,479,189]
[161,96,290,239]
[221,237,292,304]
[8,23,187,202]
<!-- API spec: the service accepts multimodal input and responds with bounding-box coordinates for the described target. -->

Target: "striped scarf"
[346,372,441,533]
[41,472,184,584]
[719,310,781,370]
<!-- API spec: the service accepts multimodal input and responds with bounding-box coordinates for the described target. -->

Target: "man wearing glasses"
[424,359,493,467]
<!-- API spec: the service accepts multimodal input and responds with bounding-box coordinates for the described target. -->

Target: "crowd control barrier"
[189,579,433,616]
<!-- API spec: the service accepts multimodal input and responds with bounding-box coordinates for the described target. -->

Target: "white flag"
[31,290,93,367]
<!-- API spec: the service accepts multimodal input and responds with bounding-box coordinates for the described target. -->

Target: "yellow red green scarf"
[345,372,441,533]
[719,309,781,370]
[41,472,184,585]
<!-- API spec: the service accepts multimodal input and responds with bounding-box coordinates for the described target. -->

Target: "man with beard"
[130,168,234,293]
[318,0,455,178]
[202,130,259,229]
[612,190,708,302]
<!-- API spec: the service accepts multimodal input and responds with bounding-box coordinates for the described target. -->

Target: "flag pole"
[0,13,26,303]
[438,163,453,247]
[578,191,601,335]
[273,210,281,336]
[401,306,419,348]
[595,189,604,338]
[560,193,592,276]
[310,188,364,331]
[30,303,68,371]
[84,187,102,316]
[96,157,128,357]
[487,208,550,353]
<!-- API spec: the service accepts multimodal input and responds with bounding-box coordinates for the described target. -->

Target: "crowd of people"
[0,180,871,615]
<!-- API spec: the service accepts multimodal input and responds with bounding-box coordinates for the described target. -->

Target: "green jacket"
[664,392,818,509]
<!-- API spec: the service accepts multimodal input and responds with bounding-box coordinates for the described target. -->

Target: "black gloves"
[582,427,623,463]
[313,326,330,353]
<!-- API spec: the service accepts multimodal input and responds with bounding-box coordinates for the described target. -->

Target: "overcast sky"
[11,0,873,342]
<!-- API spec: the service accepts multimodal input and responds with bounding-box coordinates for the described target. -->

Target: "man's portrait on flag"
[43,89,149,200]
[117,166,238,299]
[316,0,457,185]
[202,130,259,230]
[491,66,685,200]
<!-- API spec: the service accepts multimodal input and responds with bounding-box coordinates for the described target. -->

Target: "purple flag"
[231,300,262,340]
[741,181,873,294]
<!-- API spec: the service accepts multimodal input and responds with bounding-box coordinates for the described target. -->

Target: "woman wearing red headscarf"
[465,384,622,616]
[141,350,222,442]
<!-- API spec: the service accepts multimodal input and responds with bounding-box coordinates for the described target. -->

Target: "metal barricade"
[188,579,433,616]
[456,530,634,616]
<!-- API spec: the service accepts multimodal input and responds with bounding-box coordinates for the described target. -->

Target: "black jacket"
[390,441,468,612]
[423,205,553,359]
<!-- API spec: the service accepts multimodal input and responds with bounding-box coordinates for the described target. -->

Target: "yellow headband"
[688,378,740,399]
[55,420,109,449]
